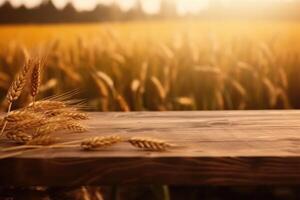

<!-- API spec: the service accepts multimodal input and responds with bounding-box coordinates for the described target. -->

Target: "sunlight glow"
[0,0,292,14]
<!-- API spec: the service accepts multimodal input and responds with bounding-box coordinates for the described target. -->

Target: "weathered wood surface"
[1,110,300,186]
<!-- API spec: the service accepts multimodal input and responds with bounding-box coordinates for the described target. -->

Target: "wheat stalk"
[81,136,123,150]
[115,94,130,112]
[127,137,172,151]
[0,140,84,156]
[150,76,166,101]
[96,71,115,95]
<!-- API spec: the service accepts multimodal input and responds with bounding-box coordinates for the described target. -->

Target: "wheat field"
[0,20,300,111]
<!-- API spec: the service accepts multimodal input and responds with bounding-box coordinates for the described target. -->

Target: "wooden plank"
[1,110,300,186]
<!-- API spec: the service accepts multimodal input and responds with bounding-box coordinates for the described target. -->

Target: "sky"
[0,0,291,15]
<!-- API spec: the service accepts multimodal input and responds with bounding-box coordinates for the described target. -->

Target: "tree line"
[0,0,178,24]
[1,0,300,24]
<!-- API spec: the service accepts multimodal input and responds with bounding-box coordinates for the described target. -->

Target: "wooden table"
[1,111,300,186]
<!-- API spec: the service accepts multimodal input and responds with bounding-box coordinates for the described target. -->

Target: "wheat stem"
[0,103,12,137]
[0,121,7,137]
[7,103,12,113]
[0,139,83,152]
[0,144,80,152]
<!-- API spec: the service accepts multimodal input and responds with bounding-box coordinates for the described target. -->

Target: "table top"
[1,111,300,186]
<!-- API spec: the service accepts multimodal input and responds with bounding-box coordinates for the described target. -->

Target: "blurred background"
[0,0,300,112]
[1,1,300,199]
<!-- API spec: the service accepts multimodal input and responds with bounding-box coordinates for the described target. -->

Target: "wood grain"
[1,110,300,186]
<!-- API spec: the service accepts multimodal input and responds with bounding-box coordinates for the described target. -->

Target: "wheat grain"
[32,118,81,137]
[63,111,88,120]
[60,111,88,120]
[35,119,87,135]
[6,117,46,131]
[128,137,172,151]
[63,122,87,133]
[6,130,32,143]
[27,100,67,111]
[33,115,70,136]
[81,136,122,150]
[34,124,58,137]
[43,109,88,120]
[4,110,39,123]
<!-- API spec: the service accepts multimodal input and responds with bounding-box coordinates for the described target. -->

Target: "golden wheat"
[27,100,67,111]
[150,76,166,102]
[61,111,89,120]
[0,22,297,113]
[175,97,195,107]
[127,137,172,151]
[0,59,32,136]
[33,124,58,137]
[4,110,39,123]
[6,130,32,143]
[81,136,123,150]
[43,109,89,120]
[115,94,130,112]
[35,121,86,136]
[30,59,41,100]
[6,117,46,131]
[6,60,32,105]
[95,71,116,97]
[63,122,87,133]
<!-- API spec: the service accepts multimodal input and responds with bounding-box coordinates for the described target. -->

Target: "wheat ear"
[1,61,32,136]
[30,59,41,103]
[27,100,67,111]
[81,136,123,150]
[127,137,172,151]
[63,122,87,133]
[6,60,32,108]
[57,111,89,120]
[43,108,89,120]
